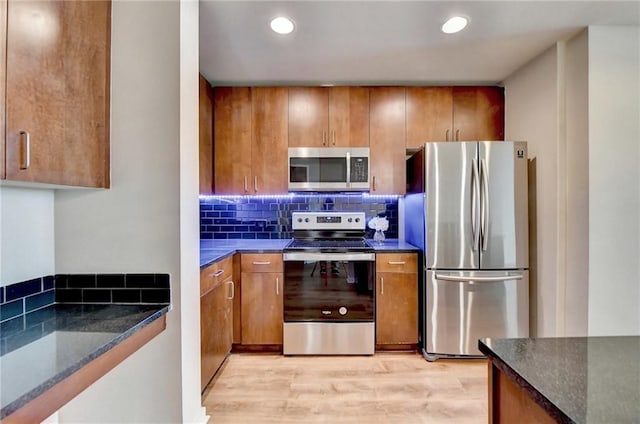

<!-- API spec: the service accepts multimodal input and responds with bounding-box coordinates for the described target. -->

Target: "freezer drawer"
[424,270,529,359]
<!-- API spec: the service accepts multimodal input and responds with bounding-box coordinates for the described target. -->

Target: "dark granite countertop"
[0,303,169,419]
[479,336,640,424]
[200,239,420,268]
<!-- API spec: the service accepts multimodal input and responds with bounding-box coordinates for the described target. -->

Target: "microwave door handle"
[346,151,351,188]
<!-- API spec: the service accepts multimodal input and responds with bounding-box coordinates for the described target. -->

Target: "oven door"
[283,252,375,322]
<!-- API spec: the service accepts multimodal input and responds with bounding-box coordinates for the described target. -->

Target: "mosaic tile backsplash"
[200,195,399,240]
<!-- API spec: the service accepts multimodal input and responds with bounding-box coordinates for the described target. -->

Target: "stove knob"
[355,218,360,223]
[297,218,303,223]
[304,218,310,223]
[339,307,348,316]
[347,218,353,223]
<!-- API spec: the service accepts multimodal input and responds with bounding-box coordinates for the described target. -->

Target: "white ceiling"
[199,1,640,86]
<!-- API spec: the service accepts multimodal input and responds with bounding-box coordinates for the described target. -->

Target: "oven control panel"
[291,211,366,231]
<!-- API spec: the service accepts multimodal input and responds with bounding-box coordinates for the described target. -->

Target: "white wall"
[504,45,560,337]
[564,30,589,336]
[587,26,640,336]
[0,186,54,285]
[56,1,205,422]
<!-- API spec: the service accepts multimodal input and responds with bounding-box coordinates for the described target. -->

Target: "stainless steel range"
[283,211,375,355]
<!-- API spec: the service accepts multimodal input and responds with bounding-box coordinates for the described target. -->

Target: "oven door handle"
[283,252,375,262]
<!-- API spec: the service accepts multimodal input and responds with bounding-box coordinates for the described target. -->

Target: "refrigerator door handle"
[434,274,523,283]
[471,159,480,251]
[480,158,489,251]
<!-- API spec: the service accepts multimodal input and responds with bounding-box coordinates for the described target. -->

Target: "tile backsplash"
[200,194,399,240]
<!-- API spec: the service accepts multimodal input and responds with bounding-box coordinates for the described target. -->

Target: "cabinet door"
[214,87,252,194]
[288,87,328,147]
[5,1,110,187]
[328,87,369,147]
[251,87,288,194]
[199,75,214,194]
[241,272,283,344]
[452,86,504,141]
[369,87,406,195]
[406,87,453,147]
[376,272,418,345]
[201,279,233,391]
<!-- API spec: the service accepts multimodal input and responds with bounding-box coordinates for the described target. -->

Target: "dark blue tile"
[227,204,237,211]
[213,233,228,239]
[97,274,125,288]
[213,204,227,210]
[155,274,170,288]
[56,288,82,303]
[205,211,220,218]
[228,233,242,239]
[221,211,234,218]
[242,233,256,239]
[1,315,25,337]
[234,226,249,232]
[201,204,213,211]
[55,275,68,289]
[201,218,213,225]
[83,289,112,303]
[25,290,55,312]
[25,305,57,326]
[214,218,227,224]
[125,274,156,288]
[0,286,4,304]
[67,274,96,288]
[1,299,24,321]
[201,233,213,240]
[141,289,170,304]
[113,289,141,303]
[43,275,55,291]
[256,233,270,239]
[6,278,42,301]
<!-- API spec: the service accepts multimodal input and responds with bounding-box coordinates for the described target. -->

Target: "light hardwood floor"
[202,353,488,424]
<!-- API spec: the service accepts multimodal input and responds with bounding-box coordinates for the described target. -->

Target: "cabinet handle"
[254,176,258,193]
[372,176,376,191]
[19,130,30,170]
[244,176,248,193]
[227,281,235,300]
[445,129,450,142]
[381,276,384,295]
[322,130,326,146]
[276,277,280,295]
[332,130,336,146]
[455,129,460,141]
[252,261,271,265]
[211,269,224,277]
[388,261,406,265]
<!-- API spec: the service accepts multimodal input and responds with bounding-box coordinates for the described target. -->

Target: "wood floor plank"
[203,353,487,423]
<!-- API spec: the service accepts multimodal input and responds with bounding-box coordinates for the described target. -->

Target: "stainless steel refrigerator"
[405,141,529,361]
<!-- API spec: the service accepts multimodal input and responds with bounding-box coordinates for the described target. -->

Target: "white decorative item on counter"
[368,216,389,244]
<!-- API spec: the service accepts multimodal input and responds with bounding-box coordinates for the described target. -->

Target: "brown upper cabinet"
[214,87,288,195]
[288,87,369,147]
[369,87,406,195]
[3,1,111,187]
[199,75,214,195]
[406,86,504,148]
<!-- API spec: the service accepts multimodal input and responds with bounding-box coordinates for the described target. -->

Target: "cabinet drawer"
[241,254,283,273]
[200,255,233,295]
[376,253,418,273]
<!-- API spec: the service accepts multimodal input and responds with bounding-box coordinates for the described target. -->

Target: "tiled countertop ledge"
[200,239,421,268]
[0,303,169,421]
[479,336,640,424]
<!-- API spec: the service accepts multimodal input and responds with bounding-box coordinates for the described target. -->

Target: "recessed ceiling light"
[270,16,295,35]
[441,16,468,34]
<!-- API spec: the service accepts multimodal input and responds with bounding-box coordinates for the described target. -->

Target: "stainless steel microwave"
[288,147,370,192]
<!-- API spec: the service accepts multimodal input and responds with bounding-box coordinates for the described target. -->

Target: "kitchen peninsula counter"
[479,336,640,424]
[200,239,420,268]
[0,303,169,423]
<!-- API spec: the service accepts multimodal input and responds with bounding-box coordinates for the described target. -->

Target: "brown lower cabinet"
[200,256,234,391]
[240,254,283,346]
[488,362,557,424]
[375,253,418,348]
